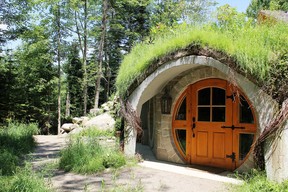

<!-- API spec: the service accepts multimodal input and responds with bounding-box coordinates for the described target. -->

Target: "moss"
[116,23,288,100]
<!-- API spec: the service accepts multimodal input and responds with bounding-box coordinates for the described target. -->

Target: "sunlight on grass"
[116,22,288,98]
[233,170,288,192]
[59,128,128,174]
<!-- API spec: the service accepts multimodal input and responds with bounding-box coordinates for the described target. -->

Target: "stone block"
[156,148,169,161]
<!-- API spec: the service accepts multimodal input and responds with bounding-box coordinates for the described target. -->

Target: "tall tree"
[94,0,108,109]
[63,42,83,117]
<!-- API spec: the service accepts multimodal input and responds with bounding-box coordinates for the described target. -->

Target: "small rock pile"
[60,99,118,135]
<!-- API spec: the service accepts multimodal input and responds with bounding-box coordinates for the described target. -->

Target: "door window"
[239,133,254,161]
[175,129,186,155]
[239,95,254,124]
[175,97,186,120]
[197,87,226,122]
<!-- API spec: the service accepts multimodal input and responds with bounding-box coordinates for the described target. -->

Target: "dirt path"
[32,135,240,192]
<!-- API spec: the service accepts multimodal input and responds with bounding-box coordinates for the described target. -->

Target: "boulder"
[61,123,79,132]
[69,127,83,134]
[72,117,83,125]
[83,112,115,131]
[81,116,89,125]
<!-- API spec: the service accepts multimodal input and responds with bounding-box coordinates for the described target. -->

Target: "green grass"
[1,164,53,192]
[78,127,114,137]
[0,122,38,175]
[116,22,288,98]
[0,122,52,192]
[233,170,288,192]
[59,129,126,174]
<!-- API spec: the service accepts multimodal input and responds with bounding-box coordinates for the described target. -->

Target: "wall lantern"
[161,89,172,114]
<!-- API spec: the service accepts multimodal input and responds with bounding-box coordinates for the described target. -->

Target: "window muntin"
[197,87,226,122]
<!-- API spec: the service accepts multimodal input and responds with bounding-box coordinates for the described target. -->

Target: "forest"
[0,0,287,134]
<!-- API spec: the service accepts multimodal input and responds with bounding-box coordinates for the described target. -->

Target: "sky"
[215,0,251,13]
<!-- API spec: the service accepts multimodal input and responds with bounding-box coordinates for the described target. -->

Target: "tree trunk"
[65,91,70,117]
[56,4,61,135]
[83,0,88,115]
[94,0,108,109]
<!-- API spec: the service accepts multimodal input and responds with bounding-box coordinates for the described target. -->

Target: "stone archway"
[126,55,279,172]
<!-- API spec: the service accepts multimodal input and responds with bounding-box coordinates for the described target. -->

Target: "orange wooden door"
[172,78,257,170]
[190,79,234,170]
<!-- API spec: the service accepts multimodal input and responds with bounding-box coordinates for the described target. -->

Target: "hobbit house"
[116,21,288,182]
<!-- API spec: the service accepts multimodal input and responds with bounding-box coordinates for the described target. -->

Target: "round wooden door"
[172,79,256,170]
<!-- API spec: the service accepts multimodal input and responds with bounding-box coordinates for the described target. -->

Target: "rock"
[102,103,110,112]
[89,108,102,116]
[83,113,115,131]
[72,117,83,125]
[81,116,89,125]
[70,127,83,134]
[101,101,114,112]
[61,123,79,132]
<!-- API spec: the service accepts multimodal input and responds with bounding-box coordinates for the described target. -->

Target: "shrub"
[103,150,126,169]
[59,135,126,174]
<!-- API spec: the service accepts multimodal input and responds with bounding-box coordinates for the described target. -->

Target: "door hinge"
[226,152,236,162]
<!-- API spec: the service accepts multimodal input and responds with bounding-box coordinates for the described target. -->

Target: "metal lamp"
[161,89,172,114]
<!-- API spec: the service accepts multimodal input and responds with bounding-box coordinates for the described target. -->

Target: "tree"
[247,0,288,18]
[14,24,57,133]
[64,42,83,117]
[94,0,108,110]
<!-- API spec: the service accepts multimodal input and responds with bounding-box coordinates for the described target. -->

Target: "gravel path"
[31,135,240,192]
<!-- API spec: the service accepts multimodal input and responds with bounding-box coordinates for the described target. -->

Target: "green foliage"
[247,0,288,18]
[233,170,288,192]
[0,149,19,176]
[0,122,38,176]
[59,133,126,174]
[103,151,126,169]
[78,127,114,137]
[116,6,288,98]
[114,118,122,131]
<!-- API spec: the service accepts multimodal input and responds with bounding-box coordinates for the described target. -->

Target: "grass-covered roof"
[116,22,288,103]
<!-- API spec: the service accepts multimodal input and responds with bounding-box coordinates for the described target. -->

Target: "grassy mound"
[116,22,288,99]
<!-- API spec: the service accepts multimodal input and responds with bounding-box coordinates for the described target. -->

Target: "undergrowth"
[233,169,288,192]
[0,122,38,175]
[59,129,126,174]
[0,122,52,192]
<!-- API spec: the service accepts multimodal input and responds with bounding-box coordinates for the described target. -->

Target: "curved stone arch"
[126,55,279,172]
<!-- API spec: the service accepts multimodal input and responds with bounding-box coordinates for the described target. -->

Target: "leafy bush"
[103,150,126,169]
[234,170,288,192]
